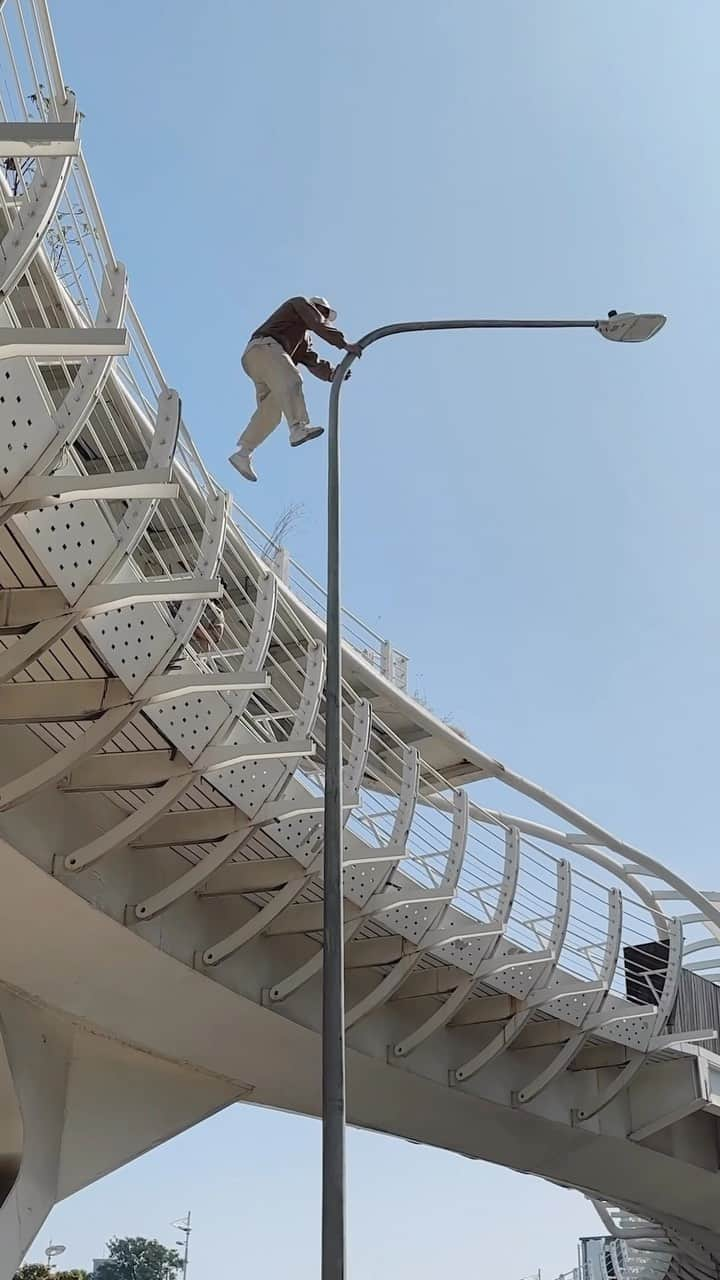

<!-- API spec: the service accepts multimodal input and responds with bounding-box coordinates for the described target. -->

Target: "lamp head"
[597,311,666,342]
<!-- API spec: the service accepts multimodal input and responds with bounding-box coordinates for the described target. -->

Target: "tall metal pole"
[172,1211,191,1280]
[321,314,613,1280]
[182,1212,190,1280]
[322,349,351,1280]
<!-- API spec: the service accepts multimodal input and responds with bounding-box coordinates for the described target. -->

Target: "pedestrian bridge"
[0,3,719,1277]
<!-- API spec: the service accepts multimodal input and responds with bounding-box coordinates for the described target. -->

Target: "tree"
[15,1267,88,1280]
[95,1238,183,1280]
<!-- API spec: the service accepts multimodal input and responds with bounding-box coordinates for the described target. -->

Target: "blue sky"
[29,0,720,1275]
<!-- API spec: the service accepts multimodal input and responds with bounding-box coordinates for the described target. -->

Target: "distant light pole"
[172,1212,191,1280]
[321,309,667,1279]
[45,1243,66,1272]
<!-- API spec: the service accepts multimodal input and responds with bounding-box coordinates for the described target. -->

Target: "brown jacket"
[251,296,348,382]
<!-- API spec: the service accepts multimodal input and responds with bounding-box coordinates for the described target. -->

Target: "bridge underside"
[1,784,719,1271]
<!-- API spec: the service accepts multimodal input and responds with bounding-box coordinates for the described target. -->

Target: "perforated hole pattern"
[0,363,54,491]
[20,481,117,600]
[212,758,283,822]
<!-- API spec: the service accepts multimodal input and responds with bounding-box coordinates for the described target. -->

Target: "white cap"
[309,296,337,323]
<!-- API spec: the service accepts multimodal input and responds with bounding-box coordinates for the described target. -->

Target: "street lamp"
[45,1244,66,1272]
[320,310,666,1279]
[171,1212,191,1280]
[597,311,666,342]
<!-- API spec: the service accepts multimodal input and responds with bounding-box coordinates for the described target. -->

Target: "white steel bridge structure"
[0,3,718,1275]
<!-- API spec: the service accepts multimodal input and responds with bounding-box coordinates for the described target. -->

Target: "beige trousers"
[237,337,310,452]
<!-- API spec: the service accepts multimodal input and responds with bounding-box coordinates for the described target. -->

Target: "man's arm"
[295,339,335,381]
[292,297,358,353]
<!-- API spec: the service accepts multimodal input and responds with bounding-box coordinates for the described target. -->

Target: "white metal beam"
[346,936,409,971]
[5,467,176,512]
[445,992,519,1024]
[0,120,79,156]
[197,858,303,896]
[0,678,128,723]
[61,739,313,793]
[0,615,77,682]
[0,579,221,631]
[0,671,269,723]
[264,901,325,935]
[139,671,270,700]
[449,971,550,1026]
[60,749,182,792]
[200,859,321,966]
[0,328,128,360]
[0,580,223,683]
[64,775,194,872]
[571,1044,630,1070]
[130,805,245,847]
[136,823,252,919]
[0,586,67,630]
[0,705,138,811]
[79,577,222,614]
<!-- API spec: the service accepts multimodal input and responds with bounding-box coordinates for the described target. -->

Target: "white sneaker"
[229,449,257,482]
[289,424,324,448]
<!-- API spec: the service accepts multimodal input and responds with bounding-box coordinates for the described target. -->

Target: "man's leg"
[231,341,322,482]
[230,346,284,481]
[248,342,325,446]
[255,343,313,433]
[236,380,282,453]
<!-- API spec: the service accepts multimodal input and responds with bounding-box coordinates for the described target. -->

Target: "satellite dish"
[46,1245,66,1259]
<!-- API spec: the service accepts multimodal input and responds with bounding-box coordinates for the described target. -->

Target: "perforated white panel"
[542,985,603,1025]
[266,780,325,865]
[77,558,176,691]
[145,687,231,765]
[343,845,388,907]
[15,459,118,597]
[210,752,288,821]
[436,924,500,971]
[383,897,440,944]
[584,999,656,1050]
[481,944,554,1000]
[0,358,53,495]
[83,600,174,689]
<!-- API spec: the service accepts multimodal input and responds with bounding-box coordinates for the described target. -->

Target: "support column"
[0,990,71,1278]
[0,984,251,1279]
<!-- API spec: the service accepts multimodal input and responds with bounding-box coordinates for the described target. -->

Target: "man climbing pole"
[229,296,362,482]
